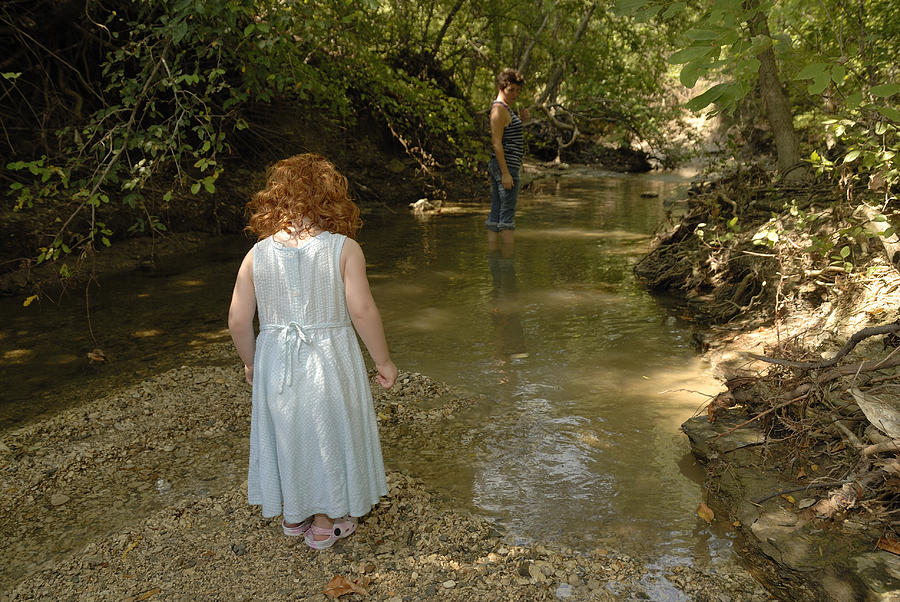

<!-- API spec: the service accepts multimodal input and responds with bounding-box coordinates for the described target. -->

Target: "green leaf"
[875,106,900,122]
[795,62,828,81]
[843,150,861,163]
[808,71,830,95]
[661,2,686,20]
[685,83,729,112]
[634,4,663,22]
[23,294,38,307]
[846,91,863,108]
[871,83,900,98]
[190,182,201,194]
[840,245,850,258]
[831,64,847,84]
[669,45,714,65]
[613,0,651,15]
[172,21,188,44]
[686,29,722,42]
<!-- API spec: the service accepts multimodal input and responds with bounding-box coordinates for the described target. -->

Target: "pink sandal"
[304,516,357,550]
[282,516,312,537]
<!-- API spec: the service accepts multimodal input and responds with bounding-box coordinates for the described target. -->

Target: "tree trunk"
[537,1,597,106]
[431,0,467,56]
[745,0,803,181]
[518,4,555,74]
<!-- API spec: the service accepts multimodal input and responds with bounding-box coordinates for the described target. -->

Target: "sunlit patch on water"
[131,329,165,338]
[174,279,206,287]
[371,170,735,566]
[3,349,35,363]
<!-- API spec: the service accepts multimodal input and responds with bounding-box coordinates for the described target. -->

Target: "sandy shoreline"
[1,341,770,600]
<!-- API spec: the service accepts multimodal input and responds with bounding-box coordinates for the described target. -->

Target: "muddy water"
[364,169,736,581]
[1,167,736,589]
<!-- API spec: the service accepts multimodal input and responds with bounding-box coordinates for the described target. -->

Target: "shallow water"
[0,167,737,588]
[363,168,735,571]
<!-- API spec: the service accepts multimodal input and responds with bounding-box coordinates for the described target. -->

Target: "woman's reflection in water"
[487,240,527,382]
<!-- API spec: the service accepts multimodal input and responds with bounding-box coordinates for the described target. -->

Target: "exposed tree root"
[637,165,900,537]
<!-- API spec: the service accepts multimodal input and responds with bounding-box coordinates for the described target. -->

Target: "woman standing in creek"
[486,68,530,252]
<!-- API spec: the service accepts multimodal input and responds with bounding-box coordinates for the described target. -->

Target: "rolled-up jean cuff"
[485,220,500,232]
[496,222,515,231]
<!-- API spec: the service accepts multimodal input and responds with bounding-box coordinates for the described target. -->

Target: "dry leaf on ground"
[877,535,900,555]
[323,575,369,598]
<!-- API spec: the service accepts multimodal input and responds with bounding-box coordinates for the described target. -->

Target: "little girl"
[228,153,397,550]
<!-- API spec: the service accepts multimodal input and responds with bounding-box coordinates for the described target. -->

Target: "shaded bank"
[634,167,900,599]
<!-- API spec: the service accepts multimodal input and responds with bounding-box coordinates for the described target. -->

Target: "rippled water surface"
[363,169,733,571]
[1,167,737,590]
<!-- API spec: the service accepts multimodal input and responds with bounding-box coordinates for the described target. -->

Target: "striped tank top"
[492,100,524,171]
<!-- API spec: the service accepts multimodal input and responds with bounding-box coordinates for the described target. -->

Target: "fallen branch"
[712,385,811,439]
[747,322,900,369]
[863,440,900,456]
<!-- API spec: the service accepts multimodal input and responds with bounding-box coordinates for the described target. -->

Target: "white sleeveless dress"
[247,232,387,522]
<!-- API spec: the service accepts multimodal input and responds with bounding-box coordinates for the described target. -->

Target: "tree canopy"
[1,0,897,291]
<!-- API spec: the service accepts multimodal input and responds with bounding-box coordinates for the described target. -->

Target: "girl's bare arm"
[228,249,257,384]
[341,238,397,389]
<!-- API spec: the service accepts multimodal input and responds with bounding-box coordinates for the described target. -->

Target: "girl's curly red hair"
[246,154,362,239]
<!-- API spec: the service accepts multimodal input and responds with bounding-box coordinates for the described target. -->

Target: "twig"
[863,440,900,456]
[713,389,811,439]
[748,322,900,369]
[751,479,853,504]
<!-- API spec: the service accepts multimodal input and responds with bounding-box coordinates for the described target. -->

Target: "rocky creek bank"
[680,316,900,601]
[637,166,900,600]
[1,339,771,601]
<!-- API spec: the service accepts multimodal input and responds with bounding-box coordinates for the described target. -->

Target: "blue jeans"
[486,158,520,232]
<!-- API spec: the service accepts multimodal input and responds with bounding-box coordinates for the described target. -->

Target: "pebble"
[555,583,574,598]
[50,494,70,506]
[1,358,773,601]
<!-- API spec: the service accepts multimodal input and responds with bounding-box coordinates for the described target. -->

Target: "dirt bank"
[636,166,900,600]
[0,339,769,600]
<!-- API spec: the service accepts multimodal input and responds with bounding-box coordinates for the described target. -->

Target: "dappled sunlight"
[131,329,165,338]
[188,330,232,346]
[370,280,430,300]
[517,227,649,241]
[3,349,35,363]
[173,279,206,288]
[520,286,622,308]
[48,353,79,366]
[563,357,720,423]
[428,204,485,216]
[399,306,460,333]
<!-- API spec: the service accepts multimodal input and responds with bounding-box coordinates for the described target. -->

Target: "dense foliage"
[2,0,897,290]
[617,0,898,279]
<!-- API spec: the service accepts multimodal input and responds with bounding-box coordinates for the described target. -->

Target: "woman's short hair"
[497,68,524,90]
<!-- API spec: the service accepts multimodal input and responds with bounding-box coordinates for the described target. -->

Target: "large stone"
[683,409,900,601]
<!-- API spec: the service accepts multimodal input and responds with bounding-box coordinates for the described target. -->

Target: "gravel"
[1,342,770,600]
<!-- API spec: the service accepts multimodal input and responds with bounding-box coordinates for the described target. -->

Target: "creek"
[1,167,742,594]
